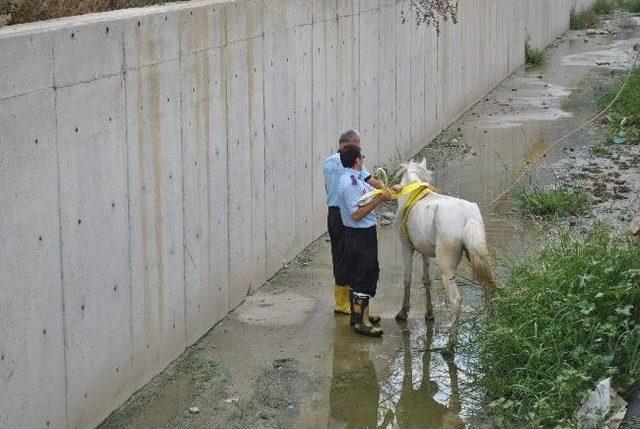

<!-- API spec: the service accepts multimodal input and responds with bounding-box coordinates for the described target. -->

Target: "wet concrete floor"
[101,16,640,429]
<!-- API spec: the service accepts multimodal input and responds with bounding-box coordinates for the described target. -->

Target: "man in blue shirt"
[323,129,382,315]
[338,144,392,337]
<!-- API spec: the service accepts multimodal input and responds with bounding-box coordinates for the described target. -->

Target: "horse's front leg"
[395,243,413,321]
[422,255,434,321]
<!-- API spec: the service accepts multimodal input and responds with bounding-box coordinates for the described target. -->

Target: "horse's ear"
[393,163,407,178]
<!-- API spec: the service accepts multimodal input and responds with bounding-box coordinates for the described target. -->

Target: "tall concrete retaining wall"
[0,0,594,427]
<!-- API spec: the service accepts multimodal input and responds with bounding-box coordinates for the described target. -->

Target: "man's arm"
[351,192,390,221]
[365,177,383,190]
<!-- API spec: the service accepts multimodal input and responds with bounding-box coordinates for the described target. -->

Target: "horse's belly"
[414,241,436,257]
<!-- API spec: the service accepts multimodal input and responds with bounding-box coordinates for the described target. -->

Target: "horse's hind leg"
[436,242,463,356]
[422,255,434,321]
[395,242,413,321]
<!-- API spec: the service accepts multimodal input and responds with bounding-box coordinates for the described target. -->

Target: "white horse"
[394,159,495,354]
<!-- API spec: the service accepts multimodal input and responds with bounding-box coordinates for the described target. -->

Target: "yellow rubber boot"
[334,285,352,315]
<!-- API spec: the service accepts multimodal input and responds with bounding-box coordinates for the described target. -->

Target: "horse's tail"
[463,218,496,288]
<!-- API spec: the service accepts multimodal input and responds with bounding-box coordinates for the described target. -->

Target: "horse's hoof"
[395,311,408,321]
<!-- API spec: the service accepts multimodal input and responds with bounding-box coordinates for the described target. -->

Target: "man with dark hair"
[323,129,382,315]
[337,144,393,337]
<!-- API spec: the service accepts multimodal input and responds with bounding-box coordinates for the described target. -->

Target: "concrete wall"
[0,0,593,427]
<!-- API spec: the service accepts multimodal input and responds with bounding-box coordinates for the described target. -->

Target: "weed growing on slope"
[570,7,600,29]
[598,67,640,144]
[593,0,616,14]
[524,36,545,67]
[514,185,590,218]
[618,0,640,13]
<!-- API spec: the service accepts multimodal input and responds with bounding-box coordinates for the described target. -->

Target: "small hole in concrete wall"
[169,174,172,179]
[78,219,82,225]
[235,74,238,78]
[115,367,119,373]
[190,11,193,15]
[46,422,50,427]
[215,150,219,155]
[42,329,46,335]
[196,232,200,239]
[173,323,176,329]
[75,127,78,133]
[34,139,38,144]
[114,285,117,291]
[71,32,75,39]
[165,16,168,21]
[194,161,197,166]
[137,21,141,27]
[81,304,85,311]
[193,88,195,92]
[111,201,115,208]
[108,117,112,122]
[105,26,109,34]
[38,235,42,242]
[1,354,4,361]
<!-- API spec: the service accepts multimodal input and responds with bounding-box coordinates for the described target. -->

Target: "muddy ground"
[100,12,640,429]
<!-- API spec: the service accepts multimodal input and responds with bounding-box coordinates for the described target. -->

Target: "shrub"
[513,185,590,218]
[619,0,640,13]
[469,227,640,427]
[524,36,545,67]
[593,0,615,14]
[570,7,600,29]
[598,67,640,144]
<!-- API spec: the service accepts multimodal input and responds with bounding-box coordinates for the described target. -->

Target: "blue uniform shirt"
[338,168,377,228]
[323,152,370,207]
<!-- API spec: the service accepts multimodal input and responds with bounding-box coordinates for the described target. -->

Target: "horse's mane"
[398,159,434,184]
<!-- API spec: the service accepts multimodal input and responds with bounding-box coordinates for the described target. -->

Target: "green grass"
[588,142,612,157]
[598,67,640,144]
[469,227,640,428]
[524,36,545,67]
[514,185,590,217]
[570,7,600,29]
[593,0,616,14]
[619,0,640,13]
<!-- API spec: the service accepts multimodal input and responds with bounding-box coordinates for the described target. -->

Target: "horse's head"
[395,158,434,186]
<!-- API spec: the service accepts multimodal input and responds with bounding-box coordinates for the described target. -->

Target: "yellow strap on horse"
[363,181,438,248]
[399,183,438,249]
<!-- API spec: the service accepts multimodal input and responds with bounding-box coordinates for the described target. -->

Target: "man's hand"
[390,184,403,193]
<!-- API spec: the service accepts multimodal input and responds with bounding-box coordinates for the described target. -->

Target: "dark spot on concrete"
[106,26,109,34]
[38,236,42,242]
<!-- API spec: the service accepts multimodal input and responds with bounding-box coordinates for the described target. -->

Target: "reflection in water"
[328,320,464,429]
[330,320,381,429]
[378,324,463,429]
